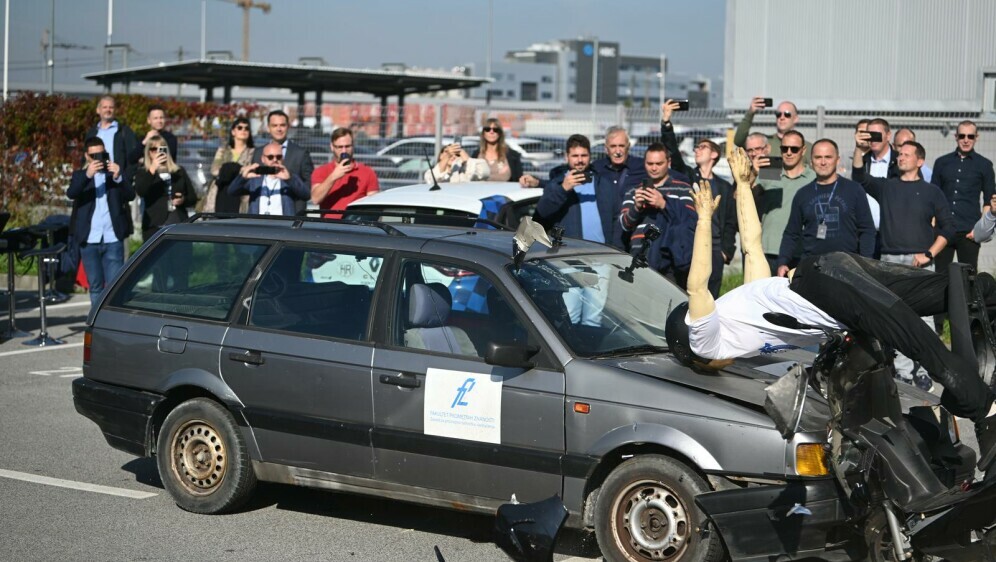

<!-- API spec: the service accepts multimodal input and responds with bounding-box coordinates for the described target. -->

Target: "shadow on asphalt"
[119,457,601,558]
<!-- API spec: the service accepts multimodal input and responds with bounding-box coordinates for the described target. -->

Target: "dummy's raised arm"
[729,147,771,282]
[687,181,721,321]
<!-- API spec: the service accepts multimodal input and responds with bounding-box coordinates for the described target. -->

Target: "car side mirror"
[485,342,538,369]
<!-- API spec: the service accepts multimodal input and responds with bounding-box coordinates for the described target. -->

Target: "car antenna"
[423,145,441,191]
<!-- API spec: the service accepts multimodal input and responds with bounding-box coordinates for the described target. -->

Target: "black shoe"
[976,414,996,472]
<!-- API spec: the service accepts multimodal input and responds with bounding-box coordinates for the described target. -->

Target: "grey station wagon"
[73,215,831,562]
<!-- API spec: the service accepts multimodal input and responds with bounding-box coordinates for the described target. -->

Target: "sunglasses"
[780,145,803,154]
[958,134,977,140]
[263,154,283,160]
[776,112,793,118]
[233,124,249,131]
[482,126,502,133]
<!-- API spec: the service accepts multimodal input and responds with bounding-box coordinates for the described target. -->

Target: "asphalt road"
[0,292,602,562]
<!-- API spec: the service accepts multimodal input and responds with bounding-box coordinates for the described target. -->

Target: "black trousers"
[790,252,995,423]
[933,231,981,332]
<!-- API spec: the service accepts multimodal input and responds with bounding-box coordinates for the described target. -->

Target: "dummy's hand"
[729,147,756,186]
[692,181,720,219]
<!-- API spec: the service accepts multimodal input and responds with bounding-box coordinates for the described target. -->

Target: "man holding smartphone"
[67,137,134,307]
[660,100,736,296]
[253,110,315,215]
[860,118,899,179]
[733,97,810,165]
[311,128,380,217]
[619,142,696,289]
[229,142,310,216]
[536,134,622,250]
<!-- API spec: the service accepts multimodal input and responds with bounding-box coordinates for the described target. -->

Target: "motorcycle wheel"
[594,455,724,562]
[863,510,931,562]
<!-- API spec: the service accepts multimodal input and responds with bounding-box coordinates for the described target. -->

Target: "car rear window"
[109,239,268,320]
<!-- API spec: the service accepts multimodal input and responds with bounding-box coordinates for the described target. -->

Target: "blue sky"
[3,0,725,87]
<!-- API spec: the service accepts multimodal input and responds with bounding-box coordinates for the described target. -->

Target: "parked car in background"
[174,139,218,198]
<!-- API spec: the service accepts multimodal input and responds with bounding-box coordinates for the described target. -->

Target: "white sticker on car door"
[423,367,502,444]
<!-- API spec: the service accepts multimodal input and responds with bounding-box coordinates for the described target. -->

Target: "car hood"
[604,352,831,432]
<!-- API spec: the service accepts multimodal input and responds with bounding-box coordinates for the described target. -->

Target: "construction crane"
[221,0,272,61]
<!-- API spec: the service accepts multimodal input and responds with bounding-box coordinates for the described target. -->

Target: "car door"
[220,245,385,478]
[370,257,565,502]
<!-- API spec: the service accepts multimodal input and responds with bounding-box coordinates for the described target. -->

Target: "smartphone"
[573,168,592,183]
[762,97,774,108]
[339,152,352,166]
[255,165,280,175]
[640,178,655,190]
[99,152,110,166]
[758,157,783,181]
[156,146,168,155]
[867,131,883,143]
[675,99,690,111]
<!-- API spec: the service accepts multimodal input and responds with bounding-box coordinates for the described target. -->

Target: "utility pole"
[229,0,271,62]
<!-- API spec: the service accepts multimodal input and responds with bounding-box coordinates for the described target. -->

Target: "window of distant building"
[541,92,552,100]
[541,76,553,83]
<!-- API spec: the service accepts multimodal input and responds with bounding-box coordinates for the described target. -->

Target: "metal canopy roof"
[83,59,489,96]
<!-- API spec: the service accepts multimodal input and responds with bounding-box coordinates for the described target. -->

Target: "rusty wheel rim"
[169,419,228,496]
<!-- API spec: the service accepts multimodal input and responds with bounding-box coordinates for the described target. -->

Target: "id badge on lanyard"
[816,221,827,240]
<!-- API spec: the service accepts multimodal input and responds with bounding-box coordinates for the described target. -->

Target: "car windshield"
[513,253,687,358]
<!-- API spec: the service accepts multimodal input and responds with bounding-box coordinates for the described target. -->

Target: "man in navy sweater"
[776,139,875,276]
[853,139,954,390]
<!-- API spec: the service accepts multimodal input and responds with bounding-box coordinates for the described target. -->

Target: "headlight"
[796,443,829,476]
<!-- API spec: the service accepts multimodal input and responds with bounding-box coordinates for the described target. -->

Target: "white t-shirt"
[260,175,284,216]
[688,277,846,359]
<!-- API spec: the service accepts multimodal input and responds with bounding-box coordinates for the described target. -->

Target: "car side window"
[395,260,533,358]
[249,247,383,341]
[109,239,267,320]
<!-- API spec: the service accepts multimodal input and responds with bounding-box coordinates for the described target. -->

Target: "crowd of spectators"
[66,95,996,390]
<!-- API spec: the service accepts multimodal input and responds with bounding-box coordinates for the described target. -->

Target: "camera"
[255,165,280,175]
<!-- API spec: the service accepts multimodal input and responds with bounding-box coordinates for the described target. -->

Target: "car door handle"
[228,350,265,366]
[379,373,421,389]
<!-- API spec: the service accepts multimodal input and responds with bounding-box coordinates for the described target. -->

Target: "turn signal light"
[83,330,92,363]
[573,402,590,414]
[796,443,829,476]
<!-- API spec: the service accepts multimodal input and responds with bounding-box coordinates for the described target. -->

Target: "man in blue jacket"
[67,137,135,307]
[229,142,311,216]
[535,134,622,250]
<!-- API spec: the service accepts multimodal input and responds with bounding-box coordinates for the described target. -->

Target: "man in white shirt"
[664,146,996,475]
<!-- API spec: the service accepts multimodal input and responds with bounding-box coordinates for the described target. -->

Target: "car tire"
[594,455,724,562]
[157,398,257,514]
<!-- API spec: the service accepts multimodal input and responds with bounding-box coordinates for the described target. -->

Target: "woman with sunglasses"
[471,118,522,182]
[205,117,255,213]
[133,136,198,241]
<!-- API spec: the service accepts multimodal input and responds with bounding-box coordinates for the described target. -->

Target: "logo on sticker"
[451,377,476,408]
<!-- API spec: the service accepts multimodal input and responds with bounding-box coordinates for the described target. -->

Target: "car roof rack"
[187,212,407,237]
[336,209,511,231]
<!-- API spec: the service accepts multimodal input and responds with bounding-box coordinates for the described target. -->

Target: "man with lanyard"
[229,142,310,216]
[664,147,996,479]
[776,139,876,276]
[536,134,621,326]
[253,110,315,215]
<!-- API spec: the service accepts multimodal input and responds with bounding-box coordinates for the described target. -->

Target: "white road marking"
[29,367,81,377]
[0,468,157,499]
[0,342,83,358]
[60,374,82,379]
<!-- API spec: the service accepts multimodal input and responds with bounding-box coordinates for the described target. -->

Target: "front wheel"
[156,398,257,514]
[594,455,724,562]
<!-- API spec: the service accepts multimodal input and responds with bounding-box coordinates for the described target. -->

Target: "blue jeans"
[79,240,124,307]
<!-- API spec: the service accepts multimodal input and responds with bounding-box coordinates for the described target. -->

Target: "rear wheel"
[594,455,724,562]
[156,398,257,514]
